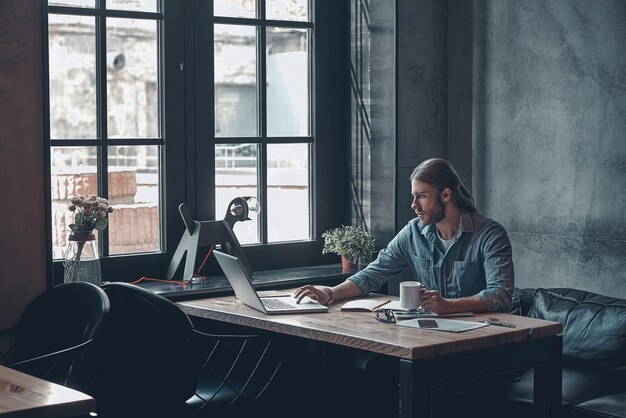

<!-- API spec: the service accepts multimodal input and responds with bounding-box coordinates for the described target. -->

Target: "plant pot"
[341,256,357,271]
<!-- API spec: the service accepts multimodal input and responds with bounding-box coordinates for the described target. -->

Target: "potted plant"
[322,225,375,269]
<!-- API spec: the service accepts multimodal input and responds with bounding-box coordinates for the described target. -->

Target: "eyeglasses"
[374,309,396,324]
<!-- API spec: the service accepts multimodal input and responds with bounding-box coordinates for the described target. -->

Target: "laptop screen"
[213,250,328,314]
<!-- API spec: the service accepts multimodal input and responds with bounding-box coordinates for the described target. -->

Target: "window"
[47,1,164,272]
[46,0,348,284]
[212,1,312,245]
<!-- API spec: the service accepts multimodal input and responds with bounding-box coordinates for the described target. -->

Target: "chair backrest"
[96,282,205,414]
[13,281,110,389]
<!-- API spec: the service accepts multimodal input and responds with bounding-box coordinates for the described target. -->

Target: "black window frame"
[45,0,349,287]
[210,5,315,246]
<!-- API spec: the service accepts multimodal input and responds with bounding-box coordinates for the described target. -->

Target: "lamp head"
[223,196,260,229]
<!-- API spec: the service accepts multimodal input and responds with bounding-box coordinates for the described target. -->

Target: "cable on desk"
[195,245,215,277]
[127,245,216,287]
[129,277,188,287]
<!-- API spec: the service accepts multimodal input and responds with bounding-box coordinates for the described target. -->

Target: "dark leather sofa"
[505,287,626,418]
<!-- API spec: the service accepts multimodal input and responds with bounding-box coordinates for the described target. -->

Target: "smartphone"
[417,319,438,328]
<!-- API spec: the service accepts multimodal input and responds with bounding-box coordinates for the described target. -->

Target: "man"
[294,158,514,314]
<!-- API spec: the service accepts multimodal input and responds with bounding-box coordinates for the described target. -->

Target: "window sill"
[130,263,357,301]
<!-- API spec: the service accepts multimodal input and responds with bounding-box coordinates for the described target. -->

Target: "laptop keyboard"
[263,298,295,310]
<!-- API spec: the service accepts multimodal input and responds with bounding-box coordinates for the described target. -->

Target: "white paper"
[340,298,391,311]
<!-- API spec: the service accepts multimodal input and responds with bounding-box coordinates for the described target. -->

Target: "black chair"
[0,281,110,394]
[572,392,626,418]
[95,282,283,417]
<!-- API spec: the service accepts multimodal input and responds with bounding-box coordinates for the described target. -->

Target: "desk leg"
[306,339,326,400]
[533,336,563,418]
[280,337,329,418]
[399,359,431,418]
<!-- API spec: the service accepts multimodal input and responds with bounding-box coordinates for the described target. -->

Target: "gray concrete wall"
[472,0,626,297]
[391,0,626,298]
[396,0,448,230]
[350,0,396,252]
[368,0,396,248]
[0,0,47,329]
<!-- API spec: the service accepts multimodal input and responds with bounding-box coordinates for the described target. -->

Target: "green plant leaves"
[321,225,375,264]
[66,195,113,234]
[94,218,108,230]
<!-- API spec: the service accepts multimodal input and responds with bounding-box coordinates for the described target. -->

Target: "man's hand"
[293,285,333,305]
[420,289,490,314]
[420,289,453,314]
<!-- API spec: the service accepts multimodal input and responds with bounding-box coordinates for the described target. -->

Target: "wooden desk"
[0,365,95,418]
[180,291,563,418]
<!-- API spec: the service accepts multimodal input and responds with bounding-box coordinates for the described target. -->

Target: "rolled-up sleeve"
[348,225,412,295]
[476,224,514,312]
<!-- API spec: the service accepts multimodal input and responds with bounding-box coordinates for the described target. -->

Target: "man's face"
[410,180,445,226]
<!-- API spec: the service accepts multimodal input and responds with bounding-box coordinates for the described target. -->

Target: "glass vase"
[63,232,102,286]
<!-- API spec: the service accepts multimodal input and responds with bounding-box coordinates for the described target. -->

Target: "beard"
[419,194,446,226]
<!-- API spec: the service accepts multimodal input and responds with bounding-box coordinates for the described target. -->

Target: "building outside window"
[48,0,162,262]
[46,0,347,283]
[213,0,312,245]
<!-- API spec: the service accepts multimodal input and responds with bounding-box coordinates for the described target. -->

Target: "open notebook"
[213,250,328,315]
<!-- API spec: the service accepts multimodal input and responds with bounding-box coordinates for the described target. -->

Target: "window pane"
[107,18,159,138]
[214,0,256,18]
[108,146,160,255]
[215,24,258,137]
[107,0,158,12]
[48,14,97,139]
[266,27,309,137]
[50,146,98,259]
[266,0,308,22]
[49,0,94,7]
[215,144,259,244]
[267,144,309,242]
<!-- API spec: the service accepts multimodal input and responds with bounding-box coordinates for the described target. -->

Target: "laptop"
[213,250,329,314]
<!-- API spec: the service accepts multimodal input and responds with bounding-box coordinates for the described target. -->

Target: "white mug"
[399,281,422,310]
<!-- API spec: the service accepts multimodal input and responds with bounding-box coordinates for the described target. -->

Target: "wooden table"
[180,291,563,418]
[0,365,95,418]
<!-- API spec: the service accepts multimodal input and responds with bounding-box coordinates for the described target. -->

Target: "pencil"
[372,300,391,310]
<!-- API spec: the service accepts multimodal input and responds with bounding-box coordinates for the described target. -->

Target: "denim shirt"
[348,211,514,312]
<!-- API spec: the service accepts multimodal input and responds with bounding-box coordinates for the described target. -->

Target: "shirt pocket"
[452,260,482,296]
[410,254,433,287]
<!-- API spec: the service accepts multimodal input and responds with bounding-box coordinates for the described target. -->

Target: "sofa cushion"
[509,287,535,316]
[573,392,626,418]
[505,366,622,407]
[528,288,626,372]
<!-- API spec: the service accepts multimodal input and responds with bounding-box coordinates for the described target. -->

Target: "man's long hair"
[410,158,477,213]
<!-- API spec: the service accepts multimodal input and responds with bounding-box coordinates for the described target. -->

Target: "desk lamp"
[224,196,260,229]
[165,197,258,283]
